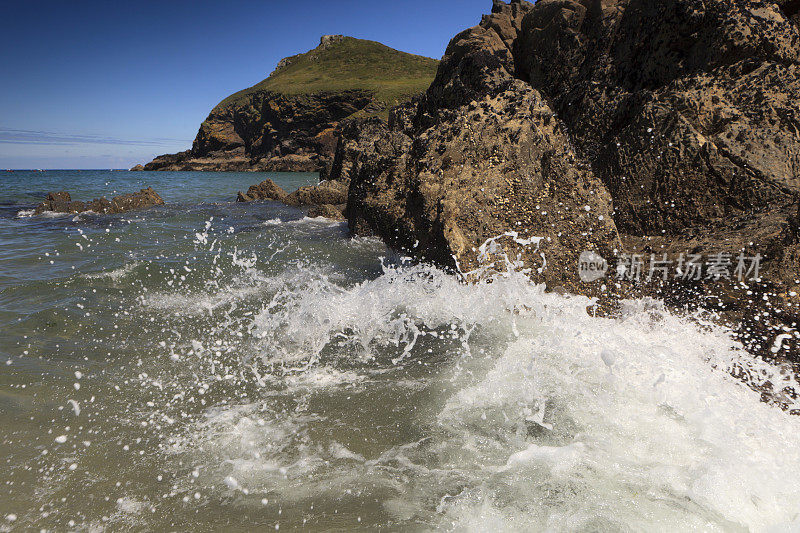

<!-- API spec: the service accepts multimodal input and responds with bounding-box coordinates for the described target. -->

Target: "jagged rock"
[129,164,145,171]
[34,192,80,214]
[324,0,800,362]
[422,0,534,113]
[284,180,348,207]
[307,203,346,220]
[319,35,345,49]
[35,188,164,215]
[515,0,800,235]
[339,80,620,292]
[324,117,391,181]
[778,0,800,28]
[236,178,289,203]
[236,177,348,220]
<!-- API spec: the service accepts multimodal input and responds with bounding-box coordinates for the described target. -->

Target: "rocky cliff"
[325,0,800,362]
[138,36,438,172]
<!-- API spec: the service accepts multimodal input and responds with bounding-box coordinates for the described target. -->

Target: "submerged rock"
[307,203,346,220]
[34,188,165,215]
[284,180,348,208]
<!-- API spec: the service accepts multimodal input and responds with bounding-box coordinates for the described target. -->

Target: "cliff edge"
[138,36,439,172]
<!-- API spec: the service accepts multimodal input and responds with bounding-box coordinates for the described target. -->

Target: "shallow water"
[1,170,800,531]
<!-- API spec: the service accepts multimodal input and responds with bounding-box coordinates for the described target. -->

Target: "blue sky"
[0,0,492,169]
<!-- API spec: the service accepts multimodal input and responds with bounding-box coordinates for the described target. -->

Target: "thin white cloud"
[0,127,191,147]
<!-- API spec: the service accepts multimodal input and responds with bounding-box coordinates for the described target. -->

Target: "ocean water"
[2,170,800,531]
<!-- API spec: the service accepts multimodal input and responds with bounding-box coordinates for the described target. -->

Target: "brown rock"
[138,37,438,172]
[339,81,620,293]
[105,187,165,213]
[515,0,800,235]
[307,203,346,220]
[236,178,289,203]
[325,0,800,364]
[422,0,534,113]
[34,188,164,215]
[284,180,348,207]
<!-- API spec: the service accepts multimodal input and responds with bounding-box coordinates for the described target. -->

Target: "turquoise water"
[2,171,800,531]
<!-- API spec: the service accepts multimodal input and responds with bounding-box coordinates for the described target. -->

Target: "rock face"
[422,0,533,112]
[325,0,800,360]
[140,37,439,172]
[332,0,619,292]
[144,91,374,172]
[339,82,619,292]
[34,188,165,215]
[514,0,800,237]
[331,0,800,276]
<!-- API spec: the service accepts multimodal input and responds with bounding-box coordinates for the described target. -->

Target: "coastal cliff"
[138,36,438,172]
[323,0,800,360]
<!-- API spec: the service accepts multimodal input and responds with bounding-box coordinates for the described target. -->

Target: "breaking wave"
[132,225,800,531]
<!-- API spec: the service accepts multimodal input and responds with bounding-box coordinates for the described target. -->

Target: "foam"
[132,222,800,530]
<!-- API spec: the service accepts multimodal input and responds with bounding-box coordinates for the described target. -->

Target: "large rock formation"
[332,0,620,293]
[138,37,438,172]
[514,0,800,236]
[34,188,165,215]
[236,178,289,203]
[325,0,800,361]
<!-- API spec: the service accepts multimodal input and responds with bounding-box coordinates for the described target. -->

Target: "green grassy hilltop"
[215,36,439,115]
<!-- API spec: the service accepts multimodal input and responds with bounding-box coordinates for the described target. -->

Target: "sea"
[1,170,800,531]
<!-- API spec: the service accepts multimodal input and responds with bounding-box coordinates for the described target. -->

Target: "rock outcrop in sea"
[237,178,348,220]
[35,188,165,215]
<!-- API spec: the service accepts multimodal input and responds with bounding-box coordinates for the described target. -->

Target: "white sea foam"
[119,219,800,531]
[435,285,800,531]
[17,209,70,219]
[157,250,800,530]
[287,216,346,229]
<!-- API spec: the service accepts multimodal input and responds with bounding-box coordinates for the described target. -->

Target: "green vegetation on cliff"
[215,37,439,115]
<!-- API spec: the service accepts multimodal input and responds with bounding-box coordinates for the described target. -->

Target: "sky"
[0,0,492,169]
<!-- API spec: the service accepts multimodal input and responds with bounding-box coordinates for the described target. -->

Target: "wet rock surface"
[307,203,346,221]
[284,180,348,208]
[236,178,289,203]
[236,178,348,221]
[34,188,165,215]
